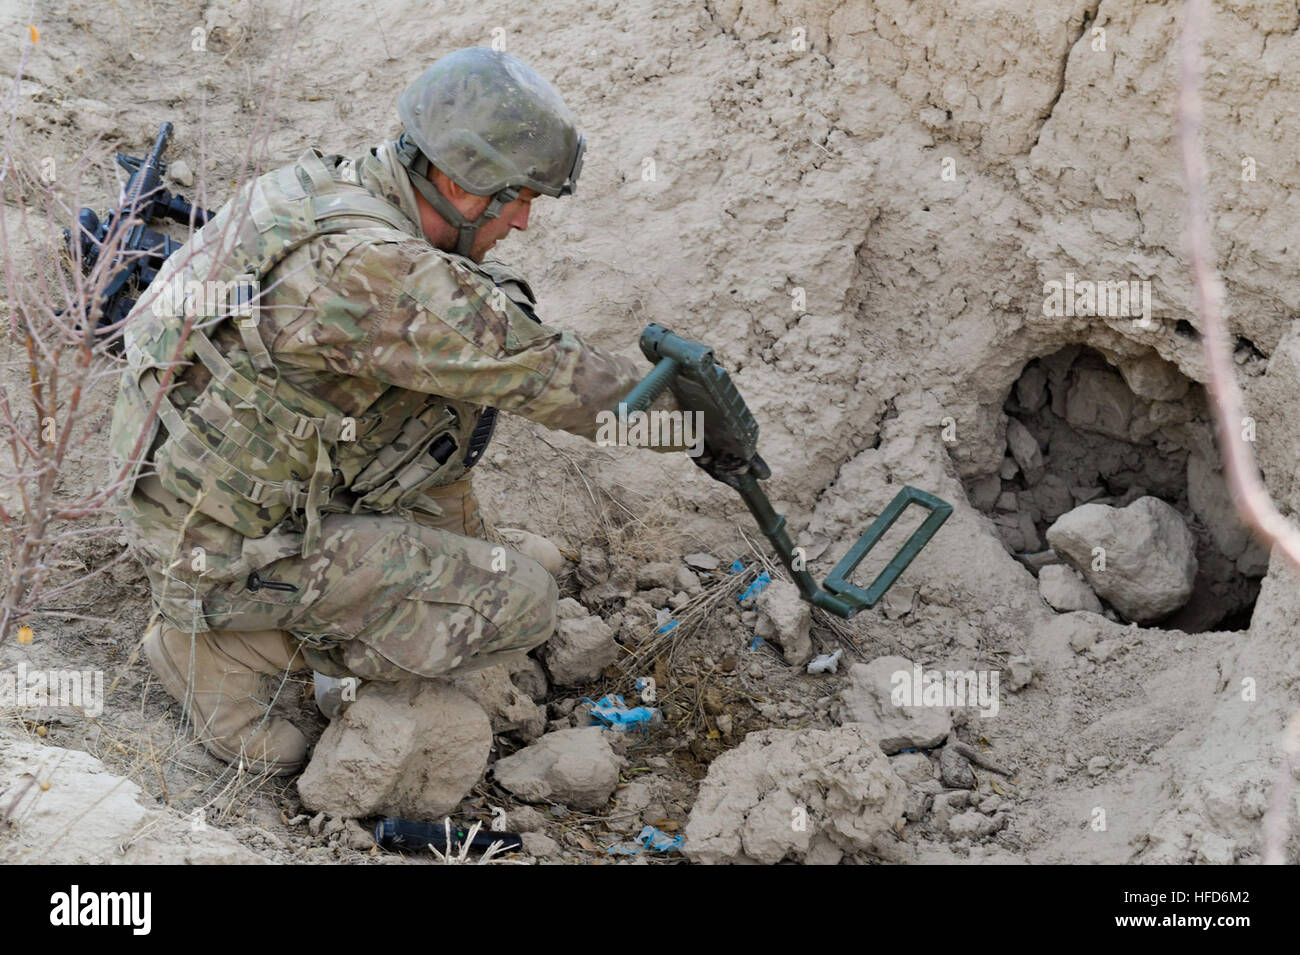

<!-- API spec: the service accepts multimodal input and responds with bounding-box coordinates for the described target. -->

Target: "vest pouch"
[153,377,323,540]
[352,430,462,515]
[350,402,462,513]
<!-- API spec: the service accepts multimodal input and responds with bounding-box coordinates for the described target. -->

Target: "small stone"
[1005,655,1033,692]
[1006,418,1045,483]
[340,819,375,851]
[968,473,1002,510]
[939,744,976,789]
[675,565,703,593]
[881,584,916,620]
[834,657,952,753]
[492,727,624,810]
[168,158,195,187]
[504,805,548,832]
[521,831,561,858]
[1087,755,1110,776]
[543,610,619,685]
[947,808,1002,838]
[1038,564,1103,614]
[889,752,935,786]
[754,579,813,666]
[684,552,721,571]
[636,562,680,590]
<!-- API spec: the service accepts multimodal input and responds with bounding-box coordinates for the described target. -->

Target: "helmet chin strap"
[394,134,519,258]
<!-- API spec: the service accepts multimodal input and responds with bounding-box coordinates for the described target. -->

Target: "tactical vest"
[111,148,530,558]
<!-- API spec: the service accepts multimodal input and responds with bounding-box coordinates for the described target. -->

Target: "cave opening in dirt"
[964,345,1265,633]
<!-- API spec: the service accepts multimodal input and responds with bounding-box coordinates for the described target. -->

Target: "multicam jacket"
[109,140,672,573]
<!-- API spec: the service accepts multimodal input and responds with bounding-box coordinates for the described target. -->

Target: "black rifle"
[64,122,214,340]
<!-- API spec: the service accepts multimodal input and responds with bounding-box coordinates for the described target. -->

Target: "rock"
[939,744,976,789]
[504,804,548,832]
[1238,540,1270,577]
[168,158,195,187]
[579,560,634,607]
[522,831,561,858]
[1117,353,1189,401]
[506,655,549,702]
[450,665,546,742]
[968,473,1002,511]
[889,752,936,786]
[1038,563,1103,613]
[1087,755,1110,776]
[636,561,680,590]
[834,656,952,753]
[339,819,376,851]
[684,724,906,865]
[574,547,610,588]
[996,490,1018,512]
[948,809,1003,838]
[1071,485,1105,505]
[1005,655,1034,691]
[1005,418,1044,483]
[881,583,916,620]
[1193,832,1235,865]
[1017,511,1042,551]
[542,608,619,685]
[498,528,565,577]
[1064,365,1136,440]
[753,579,813,666]
[492,727,623,810]
[675,564,703,593]
[684,552,721,571]
[1016,363,1048,411]
[298,681,492,819]
[1186,451,1254,561]
[1027,474,1074,522]
[0,733,263,864]
[999,456,1020,480]
[1046,496,1198,622]
[930,791,969,828]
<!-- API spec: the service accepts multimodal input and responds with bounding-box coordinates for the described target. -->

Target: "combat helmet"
[395,47,585,257]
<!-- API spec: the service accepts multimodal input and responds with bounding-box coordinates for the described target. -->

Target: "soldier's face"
[460,187,539,262]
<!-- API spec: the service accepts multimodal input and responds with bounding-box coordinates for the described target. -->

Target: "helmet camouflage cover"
[397,47,585,200]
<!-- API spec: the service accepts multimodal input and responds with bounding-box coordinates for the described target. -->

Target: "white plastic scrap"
[806,648,844,675]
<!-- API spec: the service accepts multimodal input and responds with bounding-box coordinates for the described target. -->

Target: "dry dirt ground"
[1,0,1298,864]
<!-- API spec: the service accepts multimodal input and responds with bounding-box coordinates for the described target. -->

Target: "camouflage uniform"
[110,140,675,683]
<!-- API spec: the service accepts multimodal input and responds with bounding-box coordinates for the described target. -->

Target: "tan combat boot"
[143,622,309,775]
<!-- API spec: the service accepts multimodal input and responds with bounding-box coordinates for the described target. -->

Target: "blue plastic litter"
[656,619,679,634]
[608,825,684,855]
[636,826,683,852]
[737,571,772,602]
[730,559,745,574]
[749,635,764,650]
[584,694,661,730]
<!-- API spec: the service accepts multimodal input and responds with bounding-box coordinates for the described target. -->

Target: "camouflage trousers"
[127,475,558,682]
